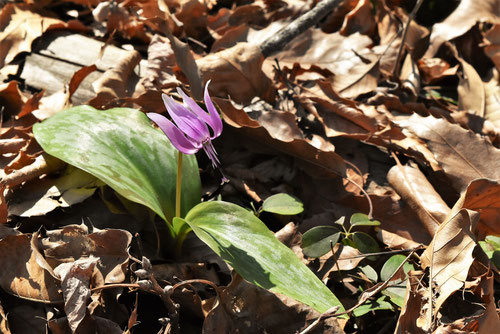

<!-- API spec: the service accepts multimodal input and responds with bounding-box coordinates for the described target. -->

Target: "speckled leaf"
[183,201,345,314]
[33,105,201,224]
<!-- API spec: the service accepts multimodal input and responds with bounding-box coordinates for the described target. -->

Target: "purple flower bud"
[147,81,225,174]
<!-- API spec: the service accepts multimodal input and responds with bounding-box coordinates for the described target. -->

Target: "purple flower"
[147,81,224,170]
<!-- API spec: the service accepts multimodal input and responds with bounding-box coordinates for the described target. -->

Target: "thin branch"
[392,0,424,78]
[260,0,343,57]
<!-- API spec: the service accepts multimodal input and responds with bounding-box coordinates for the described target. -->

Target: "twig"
[392,0,424,78]
[260,0,343,57]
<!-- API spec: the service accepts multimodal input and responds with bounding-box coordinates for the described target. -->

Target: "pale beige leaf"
[457,58,485,117]
[398,114,500,192]
[427,0,500,56]
[484,71,500,130]
[387,164,450,236]
[421,209,479,316]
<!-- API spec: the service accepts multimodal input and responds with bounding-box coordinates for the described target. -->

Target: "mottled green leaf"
[33,106,201,225]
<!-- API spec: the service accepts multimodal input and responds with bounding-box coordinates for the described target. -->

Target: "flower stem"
[176,151,183,218]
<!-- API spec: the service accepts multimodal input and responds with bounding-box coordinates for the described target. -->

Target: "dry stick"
[392,0,424,78]
[260,0,344,57]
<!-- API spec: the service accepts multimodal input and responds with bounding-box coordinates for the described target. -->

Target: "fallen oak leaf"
[0,3,86,68]
[197,43,275,104]
[387,164,450,236]
[420,209,480,320]
[451,178,500,238]
[217,97,346,179]
[396,114,500,192]
[0,234,63,303]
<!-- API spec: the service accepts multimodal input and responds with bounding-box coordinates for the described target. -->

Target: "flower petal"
[162,94,209,144]
[203,81,223,138]
[147,113,200,154]
[176,82,222,139]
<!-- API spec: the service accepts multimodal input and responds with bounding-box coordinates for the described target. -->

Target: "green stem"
[176,151,183,218]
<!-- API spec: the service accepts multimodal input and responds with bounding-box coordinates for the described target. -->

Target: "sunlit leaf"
[33,105,201,226]
[183,201,345,314]
[261,193,304,215]
[350,213,381,227]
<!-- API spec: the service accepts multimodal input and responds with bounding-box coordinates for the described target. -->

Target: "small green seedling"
[301,213,381,258]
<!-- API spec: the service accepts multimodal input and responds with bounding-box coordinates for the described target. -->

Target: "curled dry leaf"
[420,209,480,319]
[452,178,500,237]
[0,234,63,303]
[42,224,132,284]
[203,273,343,333]
[394,270,428,334]
[197,43,274,104]
[216,97,346,178]
[426,0,500,57]
[457,57,485,117]
[484,70,500,131]
[90,50,142,109]
[136,34,180,92]
[0,3,86,68]
[397,114,500,192]
[54,256,99,333]
[387,164,450,236]
[484,24,500,72]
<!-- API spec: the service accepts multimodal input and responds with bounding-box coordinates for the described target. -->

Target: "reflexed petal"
[203,81,223,138]
[147,113,201,154]
[176,84,221,138]
[162,94,209,144]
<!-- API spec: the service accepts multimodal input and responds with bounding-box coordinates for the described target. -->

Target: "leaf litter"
[1,0,500,333]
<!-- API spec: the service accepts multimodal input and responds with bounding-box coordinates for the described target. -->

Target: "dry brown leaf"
[54,256,99,332]
[68,64,98,100]
[0,187,6,224]
[0,234,63,302]
[197,43,274,104]
[420,209,480,319]
[457,57,485,117]
[17,90,44,119]
[0,154,64,188]
[451,178,500,237]
[418,58,458,84]
[217,97,346,178]
[41,225,131,284]
[0,3,86,68]
[339,0,376,37]
[398,114,500,192]
[387,164,450,236]
[484,24,500,71]
[203,273,343,333]
[136,34,180,91]
[427,0,500,57]
[394,270,428,334]
[484,70,500,131]
[0,81,28,118]
[89,50,142,109]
